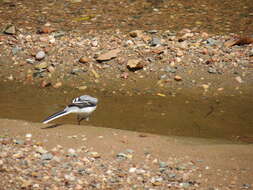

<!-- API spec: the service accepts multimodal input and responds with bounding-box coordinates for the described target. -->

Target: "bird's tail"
[42,110,71,124]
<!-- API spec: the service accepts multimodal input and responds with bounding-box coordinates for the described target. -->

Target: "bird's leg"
[77,115,87,125]
[77,115,81,125]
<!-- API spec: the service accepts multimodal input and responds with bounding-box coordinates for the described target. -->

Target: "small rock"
[116,153,128,159]
[125,149,134,153]
[129,30,143,38]
[174,75,182,81]
[235,76,243,83]
[150,37,161,46]
[96,49,121,62]
[21,179,32,189]
[91,69,100,78]
[160,74,167,80]
[77,86,87,90]
[26,58,35,64]
[13,152,24,159]
[242,184,251,189]
[47,65,55,73]
[159,161,168,168]
[249,49,253,56]
[67,148,77,157]
[41,80,51,88]
[14,139,24,145]
[164,66,176,73]
[202,84,209,91]
[12,46,22,55]
[4,25,16,35]
[25,133,32,138]
[36,146,48,154]
[35,51,46,61]
[79,56,91,64]
[64,174,76,181]
[208,67,217,74]
[206,38,217,46]
[89,152,100,159]
[151,177,163,186]
[41,153,53,160]
[53,82,62,88]
[180,182,191,188]
[129,167,136,173]
[147,30,158,34]
[35,62,48,70]
[37,26,56,34]
[120,72,129,79]
[70,0,82,3]
[127,59,143,70]
[7,75,14,81]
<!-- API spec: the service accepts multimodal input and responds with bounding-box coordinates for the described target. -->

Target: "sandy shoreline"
[0,119,252,189]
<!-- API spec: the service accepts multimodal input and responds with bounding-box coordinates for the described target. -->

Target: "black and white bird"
[42,95,98,125]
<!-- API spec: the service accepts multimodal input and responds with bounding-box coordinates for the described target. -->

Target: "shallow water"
[0,82,252,141]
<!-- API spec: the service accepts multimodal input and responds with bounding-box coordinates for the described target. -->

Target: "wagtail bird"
[42,95,98,125]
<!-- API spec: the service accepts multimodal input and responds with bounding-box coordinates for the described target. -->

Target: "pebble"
[4,25,16,35]
[208,67,217,74]
[180,182,191,188]
[25,133,32,138]
[12,46,22,55]
[116,153,128,159]
[41,153,54,160]
[96,49,121,62]
[53,82,62,88]
[159,161,168,168]
[47,65,55,73]
[77,86,87,90]
[36,146,48,154]
[26,58,35,64]
[67,148,77,157]
[79,56,91,64]
[164,66,176,73]
[88,152,101,159]
[206,38,217,46]
[174,75,182,81]
[35,51,46,61]
[34,62,48,70]
[129,167,136,173]
[159,74,167,80]
[249,49,253,56]
[235,76,243,83]
[127,59,143,70]
[14,139,25,145]
[129,30,143,38]
[150,37,161,46]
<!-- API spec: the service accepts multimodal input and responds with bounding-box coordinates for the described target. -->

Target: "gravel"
[0,28,252,95]
[0,137,201,189]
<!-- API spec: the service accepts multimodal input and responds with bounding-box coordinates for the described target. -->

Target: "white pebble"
[25,133,32,138]
[36,51,46,60]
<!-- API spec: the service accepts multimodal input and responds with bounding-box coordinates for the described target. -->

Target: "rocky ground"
[0,119,253,190]
[0,27,253,96]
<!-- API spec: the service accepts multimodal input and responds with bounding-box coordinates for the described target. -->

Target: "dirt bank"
[0,119,253,189]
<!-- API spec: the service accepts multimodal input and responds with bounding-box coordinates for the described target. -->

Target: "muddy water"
[0,82,252,141]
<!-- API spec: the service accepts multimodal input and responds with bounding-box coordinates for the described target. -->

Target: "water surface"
[0,82,252,141]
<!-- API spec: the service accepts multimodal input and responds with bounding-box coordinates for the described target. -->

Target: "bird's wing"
[68,101,95,109]
[72,95,98,105]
